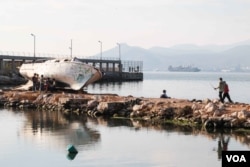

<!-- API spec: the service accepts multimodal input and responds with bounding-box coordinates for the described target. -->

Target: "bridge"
[0,53,143,81]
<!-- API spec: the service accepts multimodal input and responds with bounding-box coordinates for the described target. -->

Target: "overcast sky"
[1,0,250,57]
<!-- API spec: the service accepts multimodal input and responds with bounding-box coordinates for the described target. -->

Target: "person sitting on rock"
[160,89,170,98]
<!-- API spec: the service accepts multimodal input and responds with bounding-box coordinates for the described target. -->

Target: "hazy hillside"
[90,40,250,72]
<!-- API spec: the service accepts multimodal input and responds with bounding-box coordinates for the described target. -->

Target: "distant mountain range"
[90,39,250,72]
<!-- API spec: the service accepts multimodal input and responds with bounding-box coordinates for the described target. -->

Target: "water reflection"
[17,109,100,153]
[217,134,230,160]
[67,152,78,160]
[8,108,250,164]
[88,116,250,150]
[87,81,143,96]
[89,81,123,93]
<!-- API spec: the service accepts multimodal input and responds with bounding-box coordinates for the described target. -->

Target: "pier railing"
[0,51,122,60]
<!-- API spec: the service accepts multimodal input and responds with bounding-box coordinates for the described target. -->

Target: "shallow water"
[0,108,249,167]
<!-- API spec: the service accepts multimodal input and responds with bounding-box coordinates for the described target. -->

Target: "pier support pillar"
[0,59,3,71]
[112,62,115,73]
[11,59,15,71]
[100,61,102,71]
[106,62,109,72]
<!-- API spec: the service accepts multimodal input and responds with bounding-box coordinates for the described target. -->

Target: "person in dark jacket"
[214,77,225,103]
[32,73,38,91]
[222,81,233,103]
[160,89,170,98]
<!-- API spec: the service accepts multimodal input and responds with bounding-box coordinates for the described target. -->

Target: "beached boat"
[19,57,102,90]
[168,65,200,72]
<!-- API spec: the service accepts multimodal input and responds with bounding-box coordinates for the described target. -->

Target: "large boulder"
[97,101,125,114]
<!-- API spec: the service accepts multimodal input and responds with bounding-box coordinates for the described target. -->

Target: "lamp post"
[30,33,36,58]
[69,39,72,58]
[117,43,121,60]
[98,40,102,60]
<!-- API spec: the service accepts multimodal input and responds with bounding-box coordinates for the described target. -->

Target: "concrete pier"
[0,55,143,81]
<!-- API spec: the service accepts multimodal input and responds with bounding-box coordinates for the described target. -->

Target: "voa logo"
[226,155,247,163]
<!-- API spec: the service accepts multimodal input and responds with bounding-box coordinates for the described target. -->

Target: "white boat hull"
[19,58,102,90]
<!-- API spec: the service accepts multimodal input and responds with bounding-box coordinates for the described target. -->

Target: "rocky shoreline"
[1,90,250,130]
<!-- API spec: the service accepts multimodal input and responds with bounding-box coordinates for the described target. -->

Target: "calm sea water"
[87,72,250,103]
[0,72,250,167]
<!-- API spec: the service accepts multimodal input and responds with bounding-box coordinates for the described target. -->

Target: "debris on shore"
[0,90,250,130]
[0,72,27,85]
